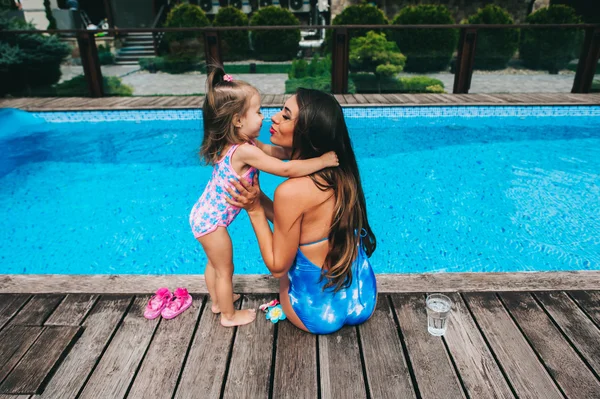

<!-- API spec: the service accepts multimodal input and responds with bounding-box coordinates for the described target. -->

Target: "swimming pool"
[1,106,599,275]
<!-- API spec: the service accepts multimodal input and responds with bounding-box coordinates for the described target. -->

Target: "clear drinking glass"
[426,294,452,336]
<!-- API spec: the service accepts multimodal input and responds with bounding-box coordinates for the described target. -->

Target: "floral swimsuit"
[189,142,257,238]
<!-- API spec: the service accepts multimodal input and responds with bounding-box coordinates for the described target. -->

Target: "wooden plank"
[0,295,31,330]
[272,94,285,106]
[319,325,366,399]
[3,271,600,294]
[0,395,30,399]
[262,94,275,106]
[44,294,98,326]
[358,296,415,399]
[36,295,133,399]
[500,292,600,398]
[127,296,203,399]
[388,94,410,104]
[223,295,274,399]
[10,295,64,326]
[272,318,318,398]
[443,293,514,399]
[174,296,238,399]
[534,291,600,376]
[333,94,346,104]
[391,294,465,399]
[343,94,358,104]
[463,293,562,399]
[352,94,368,104]
[0,326,81,394]
[78,296,159,399]
[370,94,390,104]
[0,326,44,383]
[569,291,600,326]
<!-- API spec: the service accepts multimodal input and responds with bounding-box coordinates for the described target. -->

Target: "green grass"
[224,64,291,74]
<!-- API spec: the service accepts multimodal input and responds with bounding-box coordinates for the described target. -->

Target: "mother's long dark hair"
[293,88,376,291]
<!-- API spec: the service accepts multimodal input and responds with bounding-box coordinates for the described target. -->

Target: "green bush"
[391,5,458,72]
[213,7,249,61]
[592,79,600,93]
[289,58,308,79]
[54,75,133,96]
[465,5,519,70]
[520,5,583,73]
[163,3,210,58]
[323,3,388,54]
[0,16,70,96]
[349,31,405,77]
[0,1,20,11]
[285,75,356,94]
[250,6,300,61]
[551,0,600,23]
[139,55,205,74]
[97,44,115,65]
[289,54,331,79]
[351,73,445,93]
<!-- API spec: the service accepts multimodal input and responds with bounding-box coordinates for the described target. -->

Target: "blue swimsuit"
[287,238,377,335]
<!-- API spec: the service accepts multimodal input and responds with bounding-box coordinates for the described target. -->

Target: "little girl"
[190,66,338,327]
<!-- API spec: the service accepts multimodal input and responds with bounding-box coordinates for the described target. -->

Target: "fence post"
[572,27,600,94]
[204,30,222,70]
[76,30,104,97]
[331,27,349,94]
[453,27,478,94]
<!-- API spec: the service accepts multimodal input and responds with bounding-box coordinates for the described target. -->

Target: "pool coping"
[1,93,600,111]
[1,271,599,294]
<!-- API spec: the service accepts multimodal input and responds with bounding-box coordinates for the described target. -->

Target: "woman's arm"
[226,177,303,278]
[235,143,338,178]
[254,139,292,160]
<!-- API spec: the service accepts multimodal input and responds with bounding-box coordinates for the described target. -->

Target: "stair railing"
[151,5,167,56]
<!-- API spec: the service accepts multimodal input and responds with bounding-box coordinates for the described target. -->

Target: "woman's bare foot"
[221,309,256,327]
[211,293,241,314]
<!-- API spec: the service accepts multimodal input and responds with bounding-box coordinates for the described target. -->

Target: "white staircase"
[116,33,156,65]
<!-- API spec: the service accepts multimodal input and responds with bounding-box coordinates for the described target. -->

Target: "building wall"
[332,0,536,23]
[22,0,58,29]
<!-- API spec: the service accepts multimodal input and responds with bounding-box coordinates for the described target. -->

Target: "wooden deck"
[0,292,598,398]
[1,93,600,111]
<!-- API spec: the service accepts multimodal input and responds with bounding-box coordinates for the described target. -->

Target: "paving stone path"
[60,65,585,95]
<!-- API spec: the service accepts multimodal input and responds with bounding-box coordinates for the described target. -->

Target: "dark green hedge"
[465,5,519,70]
[0,16,70,96]
[391,5,458,72]
[213,7,249,60]
[322,4,388,54]
[163,3,210,57]
[520,5,583,73]
[250,6,300,61]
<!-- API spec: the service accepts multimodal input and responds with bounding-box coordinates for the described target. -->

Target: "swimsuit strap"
[299,237,328,247]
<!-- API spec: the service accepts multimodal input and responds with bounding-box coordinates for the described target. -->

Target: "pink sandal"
[161,288,193,319]
[144,287,173,320]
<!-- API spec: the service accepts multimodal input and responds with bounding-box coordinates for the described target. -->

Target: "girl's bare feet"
[221,309,256,327]
[211,293,241,314]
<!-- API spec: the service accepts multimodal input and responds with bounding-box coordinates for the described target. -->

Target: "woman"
[227,89,377,334]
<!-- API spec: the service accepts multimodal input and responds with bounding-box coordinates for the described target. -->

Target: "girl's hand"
[320,151,339,168]
[225,173,262,213]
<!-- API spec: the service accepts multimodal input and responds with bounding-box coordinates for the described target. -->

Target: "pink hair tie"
[223,74,233,82]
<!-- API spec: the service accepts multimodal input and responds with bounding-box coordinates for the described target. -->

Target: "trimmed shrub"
[289,54,330,79]
[250,6,300,61]
[391,5,458,72]
[351,74,445,93]
[520,5,583,73]
[54,75,133,96]
[163,3,210,58]
[213,7,249,60]
[322,3,388,53]
[139,55,205,74]
[349,31,405,77]
[97,44,115,65]
[465,5,519,70]
[285,76,356,94]
[551,0,600,23]
[0,16,70,96]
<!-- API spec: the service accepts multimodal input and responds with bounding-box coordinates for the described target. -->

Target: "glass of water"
[426,294,452,336]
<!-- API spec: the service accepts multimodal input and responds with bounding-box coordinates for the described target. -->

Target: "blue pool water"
[1,106,599,275]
